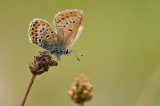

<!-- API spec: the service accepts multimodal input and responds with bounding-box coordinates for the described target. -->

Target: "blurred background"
[0,0,160,106]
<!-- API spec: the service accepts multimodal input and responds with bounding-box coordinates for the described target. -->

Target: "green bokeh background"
[1,0,160,106]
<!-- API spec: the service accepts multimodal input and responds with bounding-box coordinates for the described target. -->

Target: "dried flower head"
[29,51,58,75]
[68,74,93,105]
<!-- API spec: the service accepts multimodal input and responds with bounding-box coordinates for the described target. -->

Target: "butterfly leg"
[57,57,61,62]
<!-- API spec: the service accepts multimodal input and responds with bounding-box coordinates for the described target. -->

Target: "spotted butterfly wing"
[54,9,83,49]
[28,19,59,51]
[68,25,83,49]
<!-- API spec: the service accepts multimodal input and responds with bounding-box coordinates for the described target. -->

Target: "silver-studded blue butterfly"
[28,9,83,61]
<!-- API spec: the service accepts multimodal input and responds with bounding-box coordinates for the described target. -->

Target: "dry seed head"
[29,51,58,75]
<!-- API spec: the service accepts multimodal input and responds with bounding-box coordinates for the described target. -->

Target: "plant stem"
[21,74,36,106]
[80,103,84,106]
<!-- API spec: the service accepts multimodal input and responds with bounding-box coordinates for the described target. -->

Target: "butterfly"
[28,9,83,61]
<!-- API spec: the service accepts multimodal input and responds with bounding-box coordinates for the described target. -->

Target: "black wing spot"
[68,29,72,32]
[45,35,50,38]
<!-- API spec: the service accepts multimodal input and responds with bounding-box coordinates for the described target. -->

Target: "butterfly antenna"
[71,50,83,56]
[72,52,81,61]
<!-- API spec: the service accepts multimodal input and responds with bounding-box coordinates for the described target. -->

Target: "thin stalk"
[21,74,36,106]
[80,103,84,106]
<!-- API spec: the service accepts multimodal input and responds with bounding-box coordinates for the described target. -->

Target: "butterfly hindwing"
[54,9,83,49]
[28,19,58,51]
[68,25,83,49]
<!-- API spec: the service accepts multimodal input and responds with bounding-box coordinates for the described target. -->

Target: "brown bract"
[29,51,58,75]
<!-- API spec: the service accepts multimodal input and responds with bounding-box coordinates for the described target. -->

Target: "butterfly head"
[64,49,71,56]
[50,48,71,58]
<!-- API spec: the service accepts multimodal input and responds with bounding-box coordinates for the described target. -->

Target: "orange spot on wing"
[56,13,78,23]
[41,22,45,25]
[32,22,41,44]
[34,37,37,44]
[31,21,47,44]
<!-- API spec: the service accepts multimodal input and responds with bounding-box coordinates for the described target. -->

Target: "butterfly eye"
[65,50,70,56]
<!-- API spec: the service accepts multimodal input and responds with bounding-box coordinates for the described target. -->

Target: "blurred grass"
[0,0,160,106]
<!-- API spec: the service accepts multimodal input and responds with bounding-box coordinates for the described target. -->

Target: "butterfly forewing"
[28,19,58,51]
[54,9,83,49]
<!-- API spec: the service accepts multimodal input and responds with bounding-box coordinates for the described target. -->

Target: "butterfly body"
[28,9,83,61]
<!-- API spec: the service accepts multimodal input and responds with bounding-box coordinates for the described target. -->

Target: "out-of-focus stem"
[80,103,84,106]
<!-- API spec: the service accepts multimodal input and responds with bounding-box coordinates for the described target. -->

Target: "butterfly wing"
[68,25,83,49]
[54,9,83,49]
[28,19,59,51]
